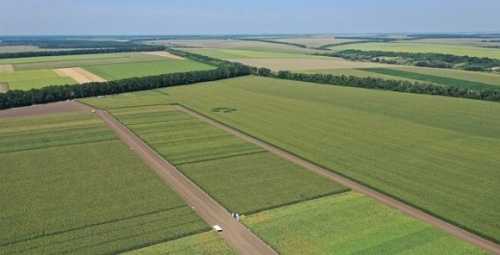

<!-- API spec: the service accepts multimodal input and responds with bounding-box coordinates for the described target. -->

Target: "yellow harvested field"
[54,67,106,84]
[233,57,391,71]
[0,64,14,73]
[142,51,185,60]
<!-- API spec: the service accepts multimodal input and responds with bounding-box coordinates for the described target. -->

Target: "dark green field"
[0,112,208,254]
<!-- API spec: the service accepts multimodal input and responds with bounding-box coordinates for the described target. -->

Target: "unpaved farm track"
[143,51,185,60]
[0,101,92,118]
[55,67,106,84]
[94,108,278,255]
[176,104,500,255]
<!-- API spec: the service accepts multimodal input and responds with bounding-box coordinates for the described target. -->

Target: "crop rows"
[243,192,487,255]
[112,106,348,214]
[156,76,500,242]
[0,112,208,254]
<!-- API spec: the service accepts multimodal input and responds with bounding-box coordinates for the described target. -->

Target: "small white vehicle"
[213,225,223,232]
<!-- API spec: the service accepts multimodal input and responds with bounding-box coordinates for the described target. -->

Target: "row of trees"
[253,69,500,102]
[0,52,252,109]
[322,50,500,72]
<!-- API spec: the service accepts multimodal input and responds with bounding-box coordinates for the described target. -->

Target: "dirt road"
[94,109,278,255]
[0,101,92,118]
[176,104,500,255]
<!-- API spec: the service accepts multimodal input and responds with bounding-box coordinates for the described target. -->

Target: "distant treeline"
[0,45,166,59]
[0,39,142,49]
[320,50,500,72]
[0,51,252,109]
[239,38,307,48]
[253,69,500,102]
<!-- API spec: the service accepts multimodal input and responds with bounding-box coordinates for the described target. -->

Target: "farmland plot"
[0,69,76,90]
[159,76,500,242]
[124,232,235,255]
[0,112,207,254]
[243,192,487,255]
[111,106,348,214]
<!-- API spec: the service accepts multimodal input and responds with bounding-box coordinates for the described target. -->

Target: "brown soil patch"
[232,57,391,71]
[143,51,185,60]
[0,64,14,73]
[55,68,106,84]
[0,101,93,118]
[0,82,10,93]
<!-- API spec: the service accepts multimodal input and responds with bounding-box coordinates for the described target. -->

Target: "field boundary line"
[91,105,278,255]
[175,103,500,254]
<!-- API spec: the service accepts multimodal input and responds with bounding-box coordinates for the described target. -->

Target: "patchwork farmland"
[0,110,211,254]
[2,31,500,255]
[0,52,215,91]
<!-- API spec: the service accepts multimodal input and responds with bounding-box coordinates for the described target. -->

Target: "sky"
[1,0,499,35]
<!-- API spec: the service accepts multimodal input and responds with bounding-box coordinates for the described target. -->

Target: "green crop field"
[393,66,500,86]
[108,105,347,214]
[0,52,216,90]
[184,48,313,59]
[243,192,487,255]
[114,76,500,242]
[361,68,500,90]
[124,231,235,255]
[305,68,421,82]
[332,41,500,59]
[83,59,214,80]
[0,52,166,70]
[0,112,208,254]
[0,69,76,90]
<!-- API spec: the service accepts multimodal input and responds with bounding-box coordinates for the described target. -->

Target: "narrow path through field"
[54,67,106,84]
[176,104,500,255]
[93,107,278,255]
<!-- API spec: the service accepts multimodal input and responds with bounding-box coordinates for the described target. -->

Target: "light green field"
[84,59,214,80]
[305,68,421,83]
[332,41,500,59]
[0,69,76,90]
[0,52,215,90]
[243,192,487,255]
[184,48,313,59]
[124,232,235,255]
[393,66,500,86]
[0,112,208,254]
[128,76,499,242]
[109,105,347,214]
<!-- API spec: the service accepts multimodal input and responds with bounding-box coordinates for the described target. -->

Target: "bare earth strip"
[93,107,278,255]
[142,51,185,60]
[55,67,106,84]
[0,101,92,118]
[0,64,14,73]
[175,104,500,255]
